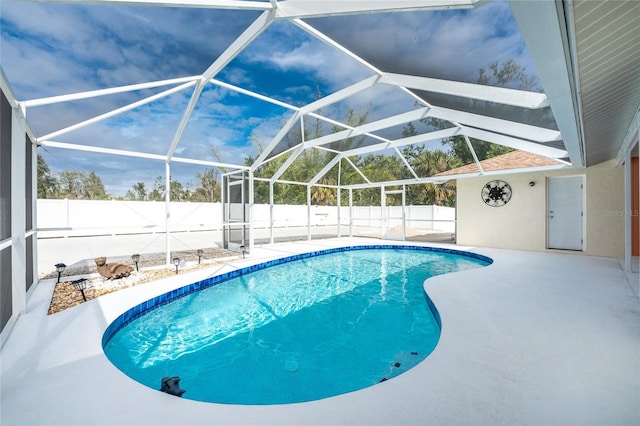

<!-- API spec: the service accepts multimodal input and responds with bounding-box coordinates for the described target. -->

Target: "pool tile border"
[102,245,492,347]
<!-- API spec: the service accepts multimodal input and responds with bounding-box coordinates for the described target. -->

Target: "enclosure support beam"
[464,134,484,174]
[249,170,255,254]
[11,104,27,316]
[269,181,274,244]
[349,189,353,238]
[165,161,171,266]
[167,10,274,161]
[307,186,312,241]
[509,0,585,167]
[31,135,38,284]
[276,0,478,19]
[380,186,385,238]
[23,76,200,108]
[253,111,301,172]
[624,150,632,272]
[381,72,549,109]
[337,161,341,238]
[38,81,196,142]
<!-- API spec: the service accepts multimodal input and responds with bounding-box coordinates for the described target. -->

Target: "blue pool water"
[103,245,491,404]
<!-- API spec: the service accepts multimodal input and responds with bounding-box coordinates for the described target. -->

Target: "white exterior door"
[547,176,584,250]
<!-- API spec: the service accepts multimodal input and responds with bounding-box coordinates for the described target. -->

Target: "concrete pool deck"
[1,238,639,425]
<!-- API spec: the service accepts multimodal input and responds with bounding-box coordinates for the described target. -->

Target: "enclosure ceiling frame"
[166,10,274,161]
[301,104,562,159]
[39,140,250,170]
[395,147,421,180]
[309,155,342,186]
[0,68,19,108]
[270,145,306,183]
[253,75,386,165]
[461,127,568,159]
[28,0,272,10]
[463,133,484,173]
[427,106,561,142]
[344,156,372,185]
[304,107,432,149]
[341,128,460,157]
[210,78,298,111]
[299,75,382,115]
[508,0,585,167]
[341,162,569,190]
[21,76,200,108]
[293,17,434,111]
[380,73,549,109]
[12,0,581,191]
[36,81,197,142]
[29,0,480,14]
[274,0,480,19]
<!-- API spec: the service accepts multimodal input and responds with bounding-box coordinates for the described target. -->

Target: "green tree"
[400,147,461,206]
[169,180,186,201]
[125,182,147,201]
[37,154,59,198]
[402,122,417,138]
[148,176,165,201]
[57,170,109,200]
[477,59,539,90]
[444,137,514,165]
[84,171,109,200]
[37,154,109,200]
[146,177,189,201]
[186,168,220,202]
[58,170,84,199]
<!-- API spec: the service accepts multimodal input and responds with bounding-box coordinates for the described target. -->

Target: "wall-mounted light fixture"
[131,254,140,272]
[55,263,67,284]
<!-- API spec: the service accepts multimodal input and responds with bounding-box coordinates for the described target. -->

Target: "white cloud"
[4,0,538,195]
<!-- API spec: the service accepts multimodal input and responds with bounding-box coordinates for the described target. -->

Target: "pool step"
[379,351,421,382]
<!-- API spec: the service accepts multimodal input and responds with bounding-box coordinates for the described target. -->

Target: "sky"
[0,0,539,196]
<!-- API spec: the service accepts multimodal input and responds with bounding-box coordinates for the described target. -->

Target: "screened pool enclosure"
[2,0,580,262]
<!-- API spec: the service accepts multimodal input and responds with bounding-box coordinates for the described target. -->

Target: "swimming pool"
[103,245,491,404]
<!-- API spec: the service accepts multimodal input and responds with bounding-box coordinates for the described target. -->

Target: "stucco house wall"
[456,160,625,258]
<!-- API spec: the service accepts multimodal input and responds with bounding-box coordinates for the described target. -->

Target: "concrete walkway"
[2,238,639,425]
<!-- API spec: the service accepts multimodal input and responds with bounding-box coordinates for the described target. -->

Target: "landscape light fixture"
[72,278,88,302]
[131,253,140,271]
[55,263,67,283]
[173,257,180,274]
[197,249,204,264]
[240,245,246,259]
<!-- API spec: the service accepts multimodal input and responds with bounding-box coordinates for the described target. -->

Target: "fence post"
[112,198,117,236]
[65,198,70,238]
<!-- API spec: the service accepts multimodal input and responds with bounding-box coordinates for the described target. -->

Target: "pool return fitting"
[160,376,186,397]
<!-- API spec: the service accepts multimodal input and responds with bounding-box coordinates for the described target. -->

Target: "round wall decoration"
[481,180,512,207]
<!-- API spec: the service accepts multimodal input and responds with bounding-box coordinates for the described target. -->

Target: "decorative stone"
[95,257,134,280]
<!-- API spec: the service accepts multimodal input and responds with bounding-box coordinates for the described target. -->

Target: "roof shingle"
[435,150,559,176]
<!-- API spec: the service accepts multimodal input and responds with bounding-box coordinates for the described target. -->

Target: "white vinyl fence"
[37,199,455,238]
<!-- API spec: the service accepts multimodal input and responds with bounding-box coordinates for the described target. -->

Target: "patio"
[1,238,638,425]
